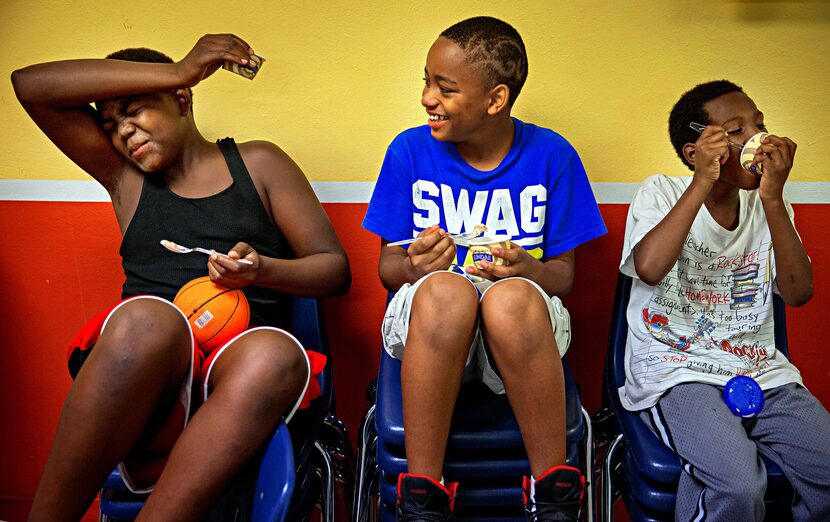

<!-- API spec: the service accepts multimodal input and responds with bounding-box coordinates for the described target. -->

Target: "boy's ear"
[682,142,697,166]
[173,88,192,116]
[487,84,510,115]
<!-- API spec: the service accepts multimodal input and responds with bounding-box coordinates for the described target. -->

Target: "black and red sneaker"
[523,465,585,521]
[396,473,458,521]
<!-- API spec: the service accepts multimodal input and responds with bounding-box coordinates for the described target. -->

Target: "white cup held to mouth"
[739,132,768,174]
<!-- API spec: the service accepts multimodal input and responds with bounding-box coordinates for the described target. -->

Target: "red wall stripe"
[1,201,828,513]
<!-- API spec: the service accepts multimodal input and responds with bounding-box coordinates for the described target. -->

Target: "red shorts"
[67,295,326,493]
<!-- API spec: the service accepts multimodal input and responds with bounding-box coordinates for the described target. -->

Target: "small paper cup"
[739,132,768,174]
[468,235,512,269]
[222,53,265,80]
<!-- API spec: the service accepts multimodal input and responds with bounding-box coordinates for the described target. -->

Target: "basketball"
[173,276,250,354]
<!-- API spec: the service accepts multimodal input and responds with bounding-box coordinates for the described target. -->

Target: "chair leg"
[601,434,624,522]
[315,441,336,522]
[581,406,595,522]
[354,404,377,522]
[322,414,356,521]
[361,436,379,522]
[323,414,353,465]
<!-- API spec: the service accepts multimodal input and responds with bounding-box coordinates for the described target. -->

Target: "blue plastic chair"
[597,274,794,522]
[99,296,353,522]
[354,306,594,521]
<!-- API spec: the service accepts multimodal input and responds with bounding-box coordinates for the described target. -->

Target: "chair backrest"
[606,273,790,393]
[285,296,333,407]
[286,296,328,354]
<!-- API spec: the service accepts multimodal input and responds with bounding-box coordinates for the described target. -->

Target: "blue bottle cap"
[723,376,764,417]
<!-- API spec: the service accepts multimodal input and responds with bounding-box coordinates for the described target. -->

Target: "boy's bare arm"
[378,226,456,293]
[536,251,575,297]
[756,135,813,306]
[10,34,255,190]
[633,125,728,285]
[12,61,132,191]
[208,141,351,297]
[632,180,710,285]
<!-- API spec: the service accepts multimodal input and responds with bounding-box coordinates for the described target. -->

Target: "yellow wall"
[2,0,829,184]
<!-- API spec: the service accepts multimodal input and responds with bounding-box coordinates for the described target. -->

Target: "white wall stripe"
[1,179,829,204]
[310,182,375,203]
[0,180,111,202]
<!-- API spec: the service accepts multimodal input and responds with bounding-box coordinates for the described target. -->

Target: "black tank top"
[120,137,291,327]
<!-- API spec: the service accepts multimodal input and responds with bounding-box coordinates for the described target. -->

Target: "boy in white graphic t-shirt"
[619,80,830,521]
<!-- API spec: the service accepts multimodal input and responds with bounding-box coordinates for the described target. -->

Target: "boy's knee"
[730,472,766,502]
[705,458,767,502]
[95,298,190,375]
[679,468,765,520]
[481,279,548,334]
[481,279,545,321]
[412,272,478,320]
[223,331,308,412]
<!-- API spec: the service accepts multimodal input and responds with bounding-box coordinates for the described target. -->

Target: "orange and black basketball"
[173,276,250,354]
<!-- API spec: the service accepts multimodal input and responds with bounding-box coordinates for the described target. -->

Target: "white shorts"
[381,271,571,394]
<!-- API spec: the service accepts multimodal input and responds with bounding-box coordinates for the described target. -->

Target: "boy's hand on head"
[208,242,259,289]
[407,225,456,276]
[693,125,730,187]
[176,34,256,87]
[756,135,797,203]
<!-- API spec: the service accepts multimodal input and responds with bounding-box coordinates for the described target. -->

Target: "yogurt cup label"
[468,236,512,269]
[739,132,768,174]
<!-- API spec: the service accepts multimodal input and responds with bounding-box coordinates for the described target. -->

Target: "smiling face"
[702,91,769,190]
[421,37,498,143]
[97,91,190,172]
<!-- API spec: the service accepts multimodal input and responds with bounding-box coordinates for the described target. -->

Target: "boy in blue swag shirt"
[363,16,606,521]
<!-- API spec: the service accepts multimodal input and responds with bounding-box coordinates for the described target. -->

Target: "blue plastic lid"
[723,376,764,417]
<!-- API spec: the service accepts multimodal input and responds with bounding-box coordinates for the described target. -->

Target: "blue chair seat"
[378,438,532,478]
[99,470,149,520]
[369,348,591,519]
[376,349,585,452]
[599,274,795,521]
[354,289,594,521]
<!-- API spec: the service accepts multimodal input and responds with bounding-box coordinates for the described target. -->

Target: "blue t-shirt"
[363,118,606,265]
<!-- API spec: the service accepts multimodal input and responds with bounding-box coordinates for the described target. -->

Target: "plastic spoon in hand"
[387,224,488,247]
[160,240,254,264]
[689,122,743,150]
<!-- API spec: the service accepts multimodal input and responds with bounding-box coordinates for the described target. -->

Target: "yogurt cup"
[739,132,768,174]
[468,235,512,269]
[223,53,265,80]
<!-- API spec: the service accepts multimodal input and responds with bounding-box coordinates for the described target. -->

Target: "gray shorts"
[381,271,571,394]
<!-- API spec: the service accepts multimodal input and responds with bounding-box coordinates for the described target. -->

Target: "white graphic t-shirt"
[618,174,803,411]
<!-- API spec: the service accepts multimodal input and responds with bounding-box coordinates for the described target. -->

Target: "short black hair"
[440,16,528,106]
[102,47,192,109]
[106,47,174,63]
[669,80,744,170]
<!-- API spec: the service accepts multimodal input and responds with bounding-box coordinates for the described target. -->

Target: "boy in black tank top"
[13,34,350,521]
